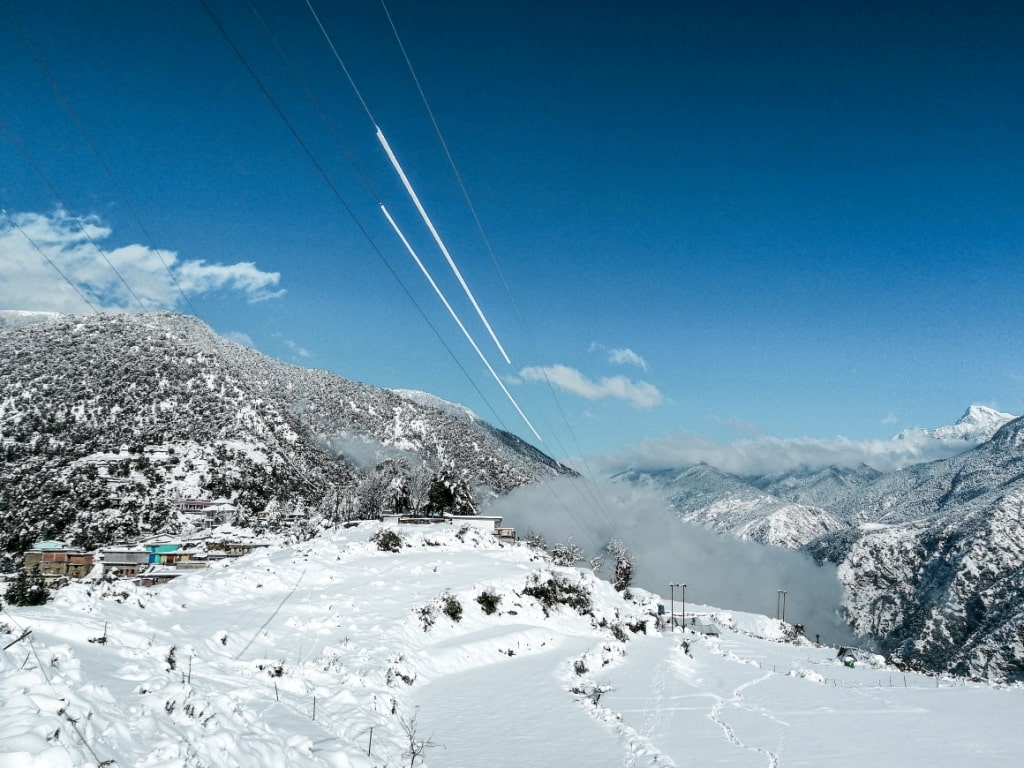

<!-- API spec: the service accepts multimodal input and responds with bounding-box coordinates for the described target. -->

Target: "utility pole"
[777,589,787,623]
[669,582,683,632]
[681,583,687,631]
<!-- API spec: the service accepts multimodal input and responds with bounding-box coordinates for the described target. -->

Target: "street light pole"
[780,589,787,623]
[681,583,687,631]
[669,582,682,632]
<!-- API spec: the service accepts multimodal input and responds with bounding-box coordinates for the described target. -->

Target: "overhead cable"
[0,118,150,313]
[3,4,198,318]
[303,0,513,365]
[381,203,541,441]
[1,208,99,313]
[198,0,513,435]
[377,1,617,522]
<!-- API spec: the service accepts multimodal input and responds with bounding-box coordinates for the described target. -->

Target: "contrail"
[376,126,512,365]
[381,203,541,442]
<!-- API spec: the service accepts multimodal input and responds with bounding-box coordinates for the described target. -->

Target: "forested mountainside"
[617,415,1024,681]
[810,417,1024,681]
[0,312,573,567]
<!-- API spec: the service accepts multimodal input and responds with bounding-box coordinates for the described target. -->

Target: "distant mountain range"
[0,311,573,569]
[616,406,1024,681]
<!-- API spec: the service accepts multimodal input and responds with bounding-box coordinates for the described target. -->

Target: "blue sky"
[2,1,1022,473]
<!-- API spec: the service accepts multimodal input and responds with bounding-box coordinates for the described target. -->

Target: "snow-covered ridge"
[390,388,481,423]
[0,309,65,330]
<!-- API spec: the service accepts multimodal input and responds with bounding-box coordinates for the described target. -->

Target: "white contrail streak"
[380,204,541,442]
[376,126,512,365]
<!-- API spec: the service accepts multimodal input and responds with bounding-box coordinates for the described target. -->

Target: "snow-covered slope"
[3,524,1022,767]
[615,412,1024,681]
[811,417,1024,680]
[0,312,573,566]
[0,309,62,330]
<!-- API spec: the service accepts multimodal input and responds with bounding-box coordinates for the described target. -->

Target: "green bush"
[4,567,49,607]
[441,592,463,622]
[418,604,437,631]
[522,572,592,617]
[371,528,403,553]
[476,589,502,615]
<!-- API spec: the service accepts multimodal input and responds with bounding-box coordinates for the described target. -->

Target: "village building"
[23,542,95,580]
[171,497,237,528]
[98,547,149,578]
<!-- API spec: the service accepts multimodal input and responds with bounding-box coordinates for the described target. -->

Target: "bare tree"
[398,708,443,767]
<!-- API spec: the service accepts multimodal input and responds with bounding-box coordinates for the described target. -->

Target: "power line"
[245,0,534,438]
[381,203,540,441]
[378,0,518,315]
[376,1,617,523]
[223,1,609,532]
[198,0,511,434]
[3,3,199,318]
[0,118,151,313]
[303,0,513,366]
[0,208,98,313]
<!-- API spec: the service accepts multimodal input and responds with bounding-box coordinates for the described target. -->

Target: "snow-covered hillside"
[0,312,573,568]
[3,524,1022,767]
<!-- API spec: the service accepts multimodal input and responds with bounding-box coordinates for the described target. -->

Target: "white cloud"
[590,429,991,476]
[283,339,313,358]
[223,330,255,348]
[489,478,855,644]
[881,414,899,425]
[0,210,282,312]
[607,347,648,370]
[519,364,663,409]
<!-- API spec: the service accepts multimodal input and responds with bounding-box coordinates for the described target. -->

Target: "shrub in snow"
[417,604,437,631]
[523,531,547,550]
[606,540,635,592]
[522,572,593,617]
[424,464,478,516]
[476,589,501,615]
[3,566,49,606]
[627,618,648,635]
[440,592,463,622]
[371,528,403,553]
[550,538,584,567]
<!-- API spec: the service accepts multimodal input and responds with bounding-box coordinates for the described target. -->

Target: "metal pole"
[669,583,675,632]
[781,590,787,623]
[681,583,687,631]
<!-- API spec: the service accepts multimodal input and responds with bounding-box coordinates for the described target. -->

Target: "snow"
[3,523,1024,767]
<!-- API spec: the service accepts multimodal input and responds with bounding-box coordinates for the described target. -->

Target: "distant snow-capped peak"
[893,405,1015,444]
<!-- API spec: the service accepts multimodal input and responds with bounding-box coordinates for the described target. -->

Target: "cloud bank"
[0,210,283,312]
[487,478,858,645]
[590,430,991,476]
[519,364,663,409]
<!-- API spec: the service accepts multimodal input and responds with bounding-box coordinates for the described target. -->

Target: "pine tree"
[4,566,49,606]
